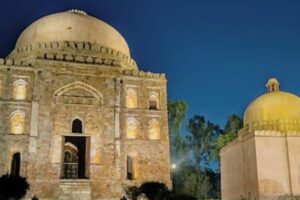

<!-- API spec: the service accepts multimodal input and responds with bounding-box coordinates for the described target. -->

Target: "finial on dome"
[266,78,280,93]
[68,9,87,15]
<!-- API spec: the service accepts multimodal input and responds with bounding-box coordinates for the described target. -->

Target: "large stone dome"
[15,10,130,56]
[243,78,300,130]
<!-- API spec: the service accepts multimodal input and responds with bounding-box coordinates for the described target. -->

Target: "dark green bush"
[126,182,196,200]
[0,174,30,200]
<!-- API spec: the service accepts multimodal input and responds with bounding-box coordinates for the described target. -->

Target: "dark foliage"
[167,193,197,200]
[125,186,140,200]
[139,182,170,200]
[126,182,197,200]
[0,174,30,200]
[32,194,39,200]
[126,182,171,200]
[206,169,220,198]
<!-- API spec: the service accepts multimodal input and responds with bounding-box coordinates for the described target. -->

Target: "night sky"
[1,0,300,126]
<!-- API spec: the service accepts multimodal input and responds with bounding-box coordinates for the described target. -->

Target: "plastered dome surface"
[15,10,130,56]
[244,89,300,126]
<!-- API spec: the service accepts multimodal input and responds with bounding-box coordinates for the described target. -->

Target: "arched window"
[126,118,138,139]
[149,93,159,110]
[13,80,27,100]
[72,118,83,133]
[64,151,72,163]
[11,153,21,176]
[10,111,25,134]
[126,89,138,108]
[127,156,137,180]
[149,119,160,140]
[64,142,78,163]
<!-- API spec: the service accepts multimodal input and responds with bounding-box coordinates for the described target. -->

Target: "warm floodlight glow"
[171,164,177,170]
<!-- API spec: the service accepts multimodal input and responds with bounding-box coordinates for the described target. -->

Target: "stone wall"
[221,129,300,200]
[0,57,171,199]
[221,139,245,200]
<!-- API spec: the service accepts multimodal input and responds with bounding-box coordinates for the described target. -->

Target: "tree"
[172,162,207,199]
[168,100,188,159]
[185,115,221,199]
[167,100,189,196]
[187,115,220,171]
[0,174,30,200]
[213,114,243,160]
[205,168,220,198]
[168,101,242,199]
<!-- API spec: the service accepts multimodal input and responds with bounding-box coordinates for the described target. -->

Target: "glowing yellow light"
[149,119,160,140]
[11,111,25,134]
[126,89,137,109]
[126,118,138,139]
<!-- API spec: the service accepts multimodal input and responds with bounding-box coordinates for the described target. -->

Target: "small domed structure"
[244,78,300,130]
[265,78,280,92]
[221,78,300,200]
[15,10,130,56]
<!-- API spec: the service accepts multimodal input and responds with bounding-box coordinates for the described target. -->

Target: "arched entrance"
[11,152,21,176]
[62,136,90,179]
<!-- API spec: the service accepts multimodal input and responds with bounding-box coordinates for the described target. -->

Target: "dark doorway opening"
[63,136,89,179]
[11,153,20,176]
[127,156,133,180]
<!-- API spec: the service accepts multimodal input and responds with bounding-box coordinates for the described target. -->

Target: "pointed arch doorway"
[61,136,90,179]
[11,152,21,176]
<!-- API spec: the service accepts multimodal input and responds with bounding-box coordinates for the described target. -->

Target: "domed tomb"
[8,10,137,70]
[16,10,130,56]
[243,78,300,131]
[0,9,170,200]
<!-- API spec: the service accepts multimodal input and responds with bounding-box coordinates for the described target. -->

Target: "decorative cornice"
[39,53,121,67]
[122,70,166,80]
[3,41,166,80]
[0,58,165,80]
[237,120,300,140]
[244,120,300,133]
[221,120,300,154]
[8,41,137,70]
[0,58,32,67]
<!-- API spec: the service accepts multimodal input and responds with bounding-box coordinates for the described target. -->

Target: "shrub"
[0,174,30,200]
[126,182,196,200]
[126,182,170,200]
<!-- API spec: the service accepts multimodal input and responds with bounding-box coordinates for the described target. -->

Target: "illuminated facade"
[221,78,300,200]
[0,10,171,200]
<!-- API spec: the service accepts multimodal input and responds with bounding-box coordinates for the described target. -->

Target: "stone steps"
[59,179,91,200]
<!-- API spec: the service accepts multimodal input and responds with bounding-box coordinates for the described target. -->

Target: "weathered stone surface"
[0,10,171,200]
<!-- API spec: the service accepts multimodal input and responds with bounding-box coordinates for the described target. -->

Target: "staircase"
[59,179,91,200]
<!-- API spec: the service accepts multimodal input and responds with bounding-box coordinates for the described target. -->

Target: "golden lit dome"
[15,10,130,56]
[244,78,300,130]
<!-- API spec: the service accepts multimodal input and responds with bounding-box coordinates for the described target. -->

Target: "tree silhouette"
[0,174,30,200]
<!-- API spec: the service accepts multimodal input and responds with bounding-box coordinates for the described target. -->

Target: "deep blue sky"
[1,0,300,127]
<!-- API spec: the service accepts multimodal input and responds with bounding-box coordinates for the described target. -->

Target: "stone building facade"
[0,10,171,200]
[221,78,300,200]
